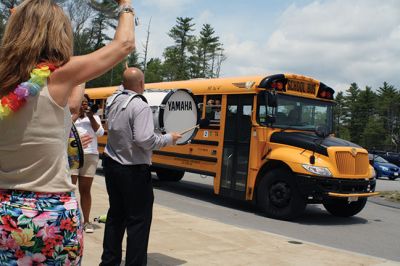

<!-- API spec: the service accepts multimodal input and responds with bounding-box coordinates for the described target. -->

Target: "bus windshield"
[259,94,334,132]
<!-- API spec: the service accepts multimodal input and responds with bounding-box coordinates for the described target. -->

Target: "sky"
[131,0,400,92]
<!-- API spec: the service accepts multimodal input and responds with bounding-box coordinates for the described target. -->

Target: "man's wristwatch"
[117,4,135,16]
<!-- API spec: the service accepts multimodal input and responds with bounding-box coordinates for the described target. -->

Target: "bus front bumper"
[295,174,378,203]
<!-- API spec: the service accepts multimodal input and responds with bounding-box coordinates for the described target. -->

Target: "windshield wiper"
[279,123,308,132]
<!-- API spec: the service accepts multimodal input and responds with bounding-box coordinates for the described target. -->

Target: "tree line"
[334,82,400,152]
[0,0,226,87]
[1,1,398,152]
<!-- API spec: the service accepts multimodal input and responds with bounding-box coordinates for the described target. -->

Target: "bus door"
[220,94,253,199]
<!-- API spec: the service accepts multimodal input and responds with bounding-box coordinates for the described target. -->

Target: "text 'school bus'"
[86,74,378,220]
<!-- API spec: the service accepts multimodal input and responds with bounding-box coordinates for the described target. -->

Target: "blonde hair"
[0,0,73,95]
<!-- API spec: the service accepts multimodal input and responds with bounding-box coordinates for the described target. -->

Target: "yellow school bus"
[86,74,378,220]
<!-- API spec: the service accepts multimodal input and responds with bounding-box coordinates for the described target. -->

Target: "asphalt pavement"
[80,175,399,266]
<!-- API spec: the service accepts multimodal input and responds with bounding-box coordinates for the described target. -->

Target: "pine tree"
[377,82,400,149]
[361,116,386,149]
[343,83,363,144]
[164,17,195,80]
[333,91,348,138]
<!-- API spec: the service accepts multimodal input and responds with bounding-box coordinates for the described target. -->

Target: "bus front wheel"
[155,168,185,182]
[257,169,306,220]
[323,198,367,217]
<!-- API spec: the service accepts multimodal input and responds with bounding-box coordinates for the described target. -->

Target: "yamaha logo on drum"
[144,89,199,145]
[167,101,193,111]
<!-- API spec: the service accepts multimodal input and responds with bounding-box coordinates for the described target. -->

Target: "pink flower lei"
[0,63,57,120]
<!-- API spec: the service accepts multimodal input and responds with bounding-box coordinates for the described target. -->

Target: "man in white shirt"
[100,68,181,266]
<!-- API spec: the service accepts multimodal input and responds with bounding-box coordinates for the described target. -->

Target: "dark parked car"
[383,152,400,167]
[369,154,400,180]
[369,150,400,167]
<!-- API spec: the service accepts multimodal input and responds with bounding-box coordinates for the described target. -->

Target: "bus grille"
[335,151,369,175]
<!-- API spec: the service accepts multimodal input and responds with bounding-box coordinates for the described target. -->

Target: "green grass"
[379,191,400,203]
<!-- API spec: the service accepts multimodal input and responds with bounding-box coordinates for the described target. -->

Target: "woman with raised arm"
[0,0,135,264]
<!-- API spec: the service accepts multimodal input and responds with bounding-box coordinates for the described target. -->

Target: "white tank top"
[0,83,75,192]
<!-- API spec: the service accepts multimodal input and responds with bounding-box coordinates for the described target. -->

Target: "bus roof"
[86,74,333,100]
[86,86,119,99]
[145,75,266,94]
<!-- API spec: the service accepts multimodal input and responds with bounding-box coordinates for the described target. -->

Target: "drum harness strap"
[105,89,147,116]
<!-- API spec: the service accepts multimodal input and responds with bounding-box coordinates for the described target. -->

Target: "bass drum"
[143,89,199,145]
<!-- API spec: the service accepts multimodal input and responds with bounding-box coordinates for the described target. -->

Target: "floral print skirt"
[0,189,83,265]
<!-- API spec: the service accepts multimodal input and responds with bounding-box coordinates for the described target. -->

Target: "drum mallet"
[179,124,200,135]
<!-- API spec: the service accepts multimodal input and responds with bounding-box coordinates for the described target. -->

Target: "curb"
[369,196,400,209]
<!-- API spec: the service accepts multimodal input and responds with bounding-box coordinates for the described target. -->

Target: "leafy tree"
[0,0,20,39]
[162,47,181,81]
[1,7,228,87]
[65,0,95,55]
[144,58,164,83]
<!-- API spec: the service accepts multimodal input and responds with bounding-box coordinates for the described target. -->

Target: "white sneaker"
[84,222,94,233]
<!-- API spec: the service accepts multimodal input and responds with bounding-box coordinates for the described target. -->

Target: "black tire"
[388,176,397,181]
[257,168,306,220]
[155,168,185,182]
[323,198,367,217]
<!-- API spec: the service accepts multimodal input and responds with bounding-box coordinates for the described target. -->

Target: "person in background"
[100,67,181,266]
[71,94,104,233]
[0,0,135,264]
[214,99,221,120]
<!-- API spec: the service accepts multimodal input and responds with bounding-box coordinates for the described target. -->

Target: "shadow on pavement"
[152,177,369,226]
[296,204,368,225]
[148,253,187,266]
[121,254,186,266]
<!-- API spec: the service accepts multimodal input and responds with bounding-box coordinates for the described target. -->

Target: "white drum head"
[144,89,199,145]
[161,90,198,144]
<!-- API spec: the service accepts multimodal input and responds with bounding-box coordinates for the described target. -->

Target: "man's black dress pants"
[100,156,153,266]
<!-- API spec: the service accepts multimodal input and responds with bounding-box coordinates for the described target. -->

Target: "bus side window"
[205,95,222,127]
[194,95,204,117]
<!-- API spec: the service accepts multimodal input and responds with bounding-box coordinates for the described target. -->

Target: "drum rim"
[158,88,200,145]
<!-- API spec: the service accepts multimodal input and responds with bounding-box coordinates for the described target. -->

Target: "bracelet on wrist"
[118,4,134,16]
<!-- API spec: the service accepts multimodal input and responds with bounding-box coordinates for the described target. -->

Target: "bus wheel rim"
[269,182,291,208]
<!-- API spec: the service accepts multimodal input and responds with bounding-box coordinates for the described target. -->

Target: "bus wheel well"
[255,160,292,199]
[152,166,185,182]
[256,167,306,220]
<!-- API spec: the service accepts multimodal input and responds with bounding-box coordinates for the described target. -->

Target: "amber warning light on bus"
[317,83,335,100]
[270,81,285,91]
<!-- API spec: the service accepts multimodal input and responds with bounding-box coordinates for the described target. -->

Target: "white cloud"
[220,0,400,91]
[141,0,195,12]
[134,0,400,92]
[198,9,213,24]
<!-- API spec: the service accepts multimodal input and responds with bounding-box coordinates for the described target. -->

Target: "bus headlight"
[302,164,332,177]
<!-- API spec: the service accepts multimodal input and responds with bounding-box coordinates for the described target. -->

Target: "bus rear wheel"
[323,198,367,217]
[155,168,185,182]
[257,169,306,220]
